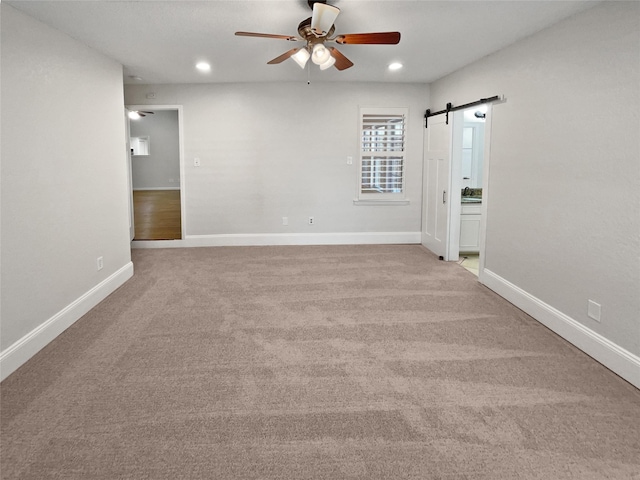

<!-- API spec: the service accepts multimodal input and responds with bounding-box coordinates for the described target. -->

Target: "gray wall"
[430,1,640,357]
[129,110,180,190]
[1,6,132,355]
[125,82,429,237]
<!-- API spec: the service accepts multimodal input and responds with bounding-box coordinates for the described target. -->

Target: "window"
[131,136,150,156]
[359,107,407,201]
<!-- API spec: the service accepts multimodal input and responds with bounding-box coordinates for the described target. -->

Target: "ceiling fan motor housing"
[298,17,335,49]
[307,0,328,9]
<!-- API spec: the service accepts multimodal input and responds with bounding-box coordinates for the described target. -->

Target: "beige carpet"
[2,245,639,479]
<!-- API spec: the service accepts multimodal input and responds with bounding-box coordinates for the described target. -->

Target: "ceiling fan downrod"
[307,0,328,9]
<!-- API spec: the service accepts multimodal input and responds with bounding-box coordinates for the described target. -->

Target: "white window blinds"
[359,108,407,197]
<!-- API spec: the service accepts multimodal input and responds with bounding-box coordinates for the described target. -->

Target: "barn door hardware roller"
[424,95,500,128]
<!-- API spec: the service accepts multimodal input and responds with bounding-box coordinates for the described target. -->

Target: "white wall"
[129,110,180,189]
[430,2,639,382]
[1,5,133,379]
[125,82,428,243]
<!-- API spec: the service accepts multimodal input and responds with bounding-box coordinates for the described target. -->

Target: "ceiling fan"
[128,110,154,119]
[235,0,401,71]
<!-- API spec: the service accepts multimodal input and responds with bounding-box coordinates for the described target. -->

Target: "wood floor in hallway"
[133,189,181,240]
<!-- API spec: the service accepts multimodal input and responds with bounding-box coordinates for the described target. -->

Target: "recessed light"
[388,62,403,71]
[196,62,211,72]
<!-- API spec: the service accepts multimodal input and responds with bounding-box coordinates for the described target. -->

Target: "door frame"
[477,103,493,283]
[124,108,135,241]
[126,104,186,240]
[447,104,493,280]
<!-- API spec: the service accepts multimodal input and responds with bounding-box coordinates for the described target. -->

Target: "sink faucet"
[463,187,470,196]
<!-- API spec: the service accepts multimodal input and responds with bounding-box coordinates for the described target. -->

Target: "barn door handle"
[442,190,447,204]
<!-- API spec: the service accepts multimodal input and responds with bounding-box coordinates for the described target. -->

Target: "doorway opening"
[454,105,487,276]
[126,105,185,241]
[458,254,479,276]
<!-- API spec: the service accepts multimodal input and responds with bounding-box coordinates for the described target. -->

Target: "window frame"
[357,107,408,203]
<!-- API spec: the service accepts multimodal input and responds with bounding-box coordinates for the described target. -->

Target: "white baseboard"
[482,269,640,389]
[132,231,421,249]
[132,187,180,191]
[131,239,188,248]
[0,262,134,382]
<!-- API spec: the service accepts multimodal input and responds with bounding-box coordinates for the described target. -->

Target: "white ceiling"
[7,0,598,85]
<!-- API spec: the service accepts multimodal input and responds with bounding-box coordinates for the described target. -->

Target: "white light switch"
[194,157,201,167]
[347,156,353,165]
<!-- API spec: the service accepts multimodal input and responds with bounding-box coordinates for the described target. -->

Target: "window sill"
[353,199,410,206]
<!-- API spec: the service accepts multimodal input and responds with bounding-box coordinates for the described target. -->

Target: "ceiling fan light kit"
[319,55,336,70]
[311,43,331,65]
[235,1,400,73]
[291,48,310,68]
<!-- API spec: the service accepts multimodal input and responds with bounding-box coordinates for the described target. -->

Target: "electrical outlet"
[194,157,200,167]
[347,156,353,165]
[588,300,601,322]
[282,217,288,226]
[308,216,314,225]
[97,256,104,271]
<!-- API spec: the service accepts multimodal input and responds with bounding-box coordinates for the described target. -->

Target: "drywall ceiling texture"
[129,110,181,189]
[430,2,640,357]
[1,5,133,350]
[5,0,598,84]
[125,82,429,237]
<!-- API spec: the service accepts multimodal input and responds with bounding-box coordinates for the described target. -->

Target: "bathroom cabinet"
[460,203,481,253]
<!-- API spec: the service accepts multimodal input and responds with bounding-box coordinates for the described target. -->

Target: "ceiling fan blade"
[334,32,401,45]
[328,47,354,71]
[235,31,299,41]
[140,111,154,115]
[138,112,146,117]
[311,2,340,36]
[267,48,300,64]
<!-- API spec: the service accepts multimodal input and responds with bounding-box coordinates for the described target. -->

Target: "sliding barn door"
[422,113,452,259]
